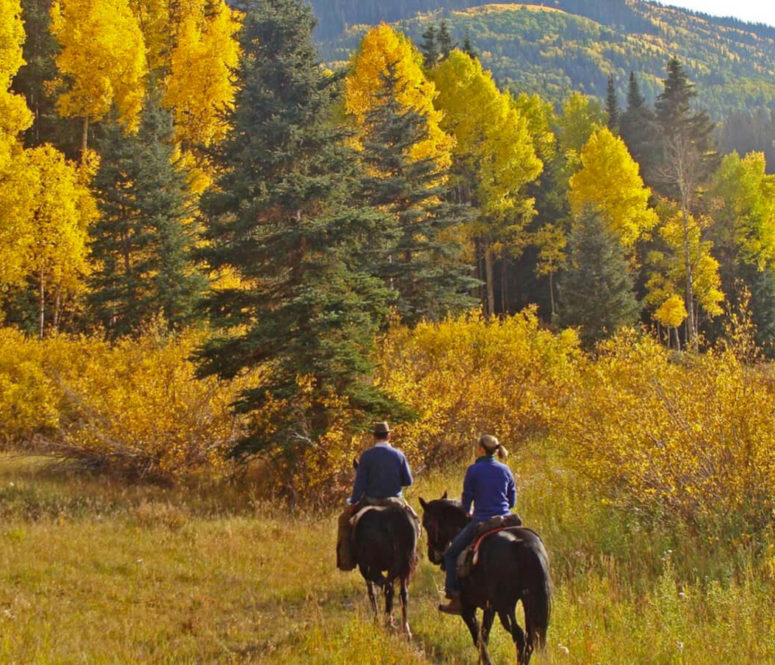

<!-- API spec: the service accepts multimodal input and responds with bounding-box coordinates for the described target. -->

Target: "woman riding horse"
[438,434,516,615]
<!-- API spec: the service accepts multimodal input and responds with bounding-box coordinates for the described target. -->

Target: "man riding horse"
[336,421,416,570]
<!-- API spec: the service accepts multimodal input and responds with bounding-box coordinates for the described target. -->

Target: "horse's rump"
[354,505,418,582]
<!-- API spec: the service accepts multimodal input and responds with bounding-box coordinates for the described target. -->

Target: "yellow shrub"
[377,309,580,467]
[560,329,775,534]
[0,326,250,479]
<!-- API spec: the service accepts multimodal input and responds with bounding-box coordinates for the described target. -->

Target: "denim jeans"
[443,520,478,596]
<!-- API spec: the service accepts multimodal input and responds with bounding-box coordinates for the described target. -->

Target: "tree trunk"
[484,241,495,317]
[38,269,46,340]
[549,271,556,319]
[81,117,89,161]
[53,287,62,333]
[681,205,696,350]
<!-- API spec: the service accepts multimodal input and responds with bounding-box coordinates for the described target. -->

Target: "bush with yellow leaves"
[559,329,775,536]
[0,325,250,480]
[377,308,580,468]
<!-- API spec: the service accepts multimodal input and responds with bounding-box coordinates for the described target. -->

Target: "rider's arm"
[506,469,516,509]
[349,453,368,504]
[400,453,413,488]
[461,465,475,516]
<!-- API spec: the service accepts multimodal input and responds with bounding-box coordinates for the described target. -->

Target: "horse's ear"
[419,497,427,510]
[441,490,448,500]
[352,457,359,470]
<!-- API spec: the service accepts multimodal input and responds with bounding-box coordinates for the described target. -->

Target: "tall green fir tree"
[438,19,453,59]
[420,23,438,68]
[196,0,404,462]
[557,208,640,347]
[653,57,717,199]
[605,75,619,131]
[619,71,656,180]
[359,68,476,325]
[90,88,205,337]
[653,57,717,347]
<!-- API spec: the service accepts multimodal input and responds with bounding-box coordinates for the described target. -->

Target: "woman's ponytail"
[479,434,508,460]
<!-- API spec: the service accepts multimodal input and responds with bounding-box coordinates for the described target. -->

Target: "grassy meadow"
[1,447,774,665]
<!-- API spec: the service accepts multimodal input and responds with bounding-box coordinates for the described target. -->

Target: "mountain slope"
[313,0,775,123]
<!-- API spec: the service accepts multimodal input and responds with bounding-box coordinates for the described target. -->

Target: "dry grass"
[1,452,774,664]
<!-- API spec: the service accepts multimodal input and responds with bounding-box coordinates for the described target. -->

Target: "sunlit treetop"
[345,24,454,170]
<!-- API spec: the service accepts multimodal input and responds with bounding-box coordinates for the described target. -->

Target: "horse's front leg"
[366,580,378,619]
[399,576,411,638]
[384,581,396,630]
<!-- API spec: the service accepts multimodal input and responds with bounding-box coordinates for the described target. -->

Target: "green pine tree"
[420,23,438,68]
[619,71,656,178]
[557,208,640,347]
[462,29,477,60]
[605,75,619,131]
[90,88,205,336]
[438,19,453,60]
[196,0,405,461]
[359,68,476,325]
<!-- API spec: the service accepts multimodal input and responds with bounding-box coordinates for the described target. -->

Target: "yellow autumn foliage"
[0,326,252,479]
[345,24,454,170]
[377,309,580,467]
[51,0,147,132]
[559,329,775,533]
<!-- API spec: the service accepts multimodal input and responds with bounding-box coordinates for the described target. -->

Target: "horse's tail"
[519,536,552,650]
[402,511,420,577]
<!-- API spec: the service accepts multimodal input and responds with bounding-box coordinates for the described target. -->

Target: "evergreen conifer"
[619,72,656,178]
[359,67,476,324]
[420,24,438,68]
[196,0,404,459]
[90,88,204,336]
[557,208,640,347]
[605,75,619,131]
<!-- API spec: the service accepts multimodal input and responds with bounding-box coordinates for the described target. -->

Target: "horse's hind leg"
[499,608,527,664]
[366,580,378,619]
[384,581,396,630]
[399,576,411,638]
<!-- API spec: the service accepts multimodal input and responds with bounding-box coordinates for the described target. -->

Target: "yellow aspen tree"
[345,24,453,171]
[163,0,240,192]
[0,0,35,289]
[646,206,724,347]
[128,0,171,72]
[50,0,147,155]
[23,145,98,337]
[0,0,32,165]
[569,128,658,252]
[557,91,606,162]
[533,223,566,318]
[431,50,542,315]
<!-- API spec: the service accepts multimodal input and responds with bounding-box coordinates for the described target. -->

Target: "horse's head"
[418,492,469,566]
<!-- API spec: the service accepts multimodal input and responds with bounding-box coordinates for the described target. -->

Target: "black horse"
[352,502,419,637]
[419,493,551,665]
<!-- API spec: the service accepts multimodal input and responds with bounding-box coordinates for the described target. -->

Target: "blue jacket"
[349,442,413,504]
[462,456,516,522]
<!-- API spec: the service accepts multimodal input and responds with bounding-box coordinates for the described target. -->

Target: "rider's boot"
[438,592,462,615]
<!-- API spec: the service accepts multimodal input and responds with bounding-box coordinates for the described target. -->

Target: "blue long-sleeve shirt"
[462,456,516,522]
[349,443,413,504]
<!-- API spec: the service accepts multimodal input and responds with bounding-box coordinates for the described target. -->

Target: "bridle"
[423,512,448,565]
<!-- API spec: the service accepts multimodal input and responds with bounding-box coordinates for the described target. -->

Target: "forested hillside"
[313,0,775,161]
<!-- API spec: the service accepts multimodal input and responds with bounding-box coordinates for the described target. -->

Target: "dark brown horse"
[419,493,551,664]
[353,503,418,636]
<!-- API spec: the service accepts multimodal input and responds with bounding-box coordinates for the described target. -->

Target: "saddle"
[456,513,523,579]
[351,498,421,539]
